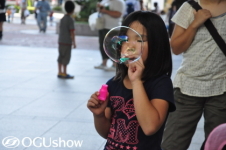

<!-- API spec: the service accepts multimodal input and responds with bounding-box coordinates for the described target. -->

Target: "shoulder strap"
[187,0,226,57]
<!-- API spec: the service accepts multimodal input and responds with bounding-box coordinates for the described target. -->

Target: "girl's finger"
[89,98,99,106]
[87,101,98,108]
[90,92,99,99]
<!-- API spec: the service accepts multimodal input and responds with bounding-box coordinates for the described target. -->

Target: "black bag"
[187,0,226,57]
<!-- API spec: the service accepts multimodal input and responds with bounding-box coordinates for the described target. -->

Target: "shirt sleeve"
[171,2,194,29]
[147,76,176,112]
[111,0,125,14]
[69,17,75,31]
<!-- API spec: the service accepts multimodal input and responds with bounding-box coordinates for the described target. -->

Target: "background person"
[57,1,76,79]
[94,0,126,72]
[124,0,141,17]
[36,0,51,33]
[151,2,160,15]
[161,0,226,150]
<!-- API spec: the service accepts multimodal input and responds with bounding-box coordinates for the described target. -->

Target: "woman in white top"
[0,0,6,40]
[161,0,226,150]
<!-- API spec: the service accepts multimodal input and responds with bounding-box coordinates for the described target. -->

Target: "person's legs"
[37,13,42,31]
[62,64,67,75]
[0,13,6,40]
[8,15,10,23]
[161,88,205,150]
[95,29,110,69]
[58,63,62,74]
[42,13,48,32]
[201,92,226,149]
[57,63,67,76]
[0,22,3,40]
[0,22,2,30]
[57,44,73,79]
[21,9,25,24]
[35,12,37,19]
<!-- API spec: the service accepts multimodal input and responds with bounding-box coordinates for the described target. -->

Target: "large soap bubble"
[103,26,143,64]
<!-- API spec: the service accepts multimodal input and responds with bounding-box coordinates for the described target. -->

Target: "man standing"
[36,0,51,33]
[94,0,126,71]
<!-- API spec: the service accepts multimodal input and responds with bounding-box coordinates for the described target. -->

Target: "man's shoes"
[104,66,116,72]
[57,73,74,79]
[94,64,107,70]
[39,29,46,33]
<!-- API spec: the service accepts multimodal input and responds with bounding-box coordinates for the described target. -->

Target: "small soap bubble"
[103,26,143,64]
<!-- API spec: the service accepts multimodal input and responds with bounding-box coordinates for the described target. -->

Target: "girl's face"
[125,21,148,63]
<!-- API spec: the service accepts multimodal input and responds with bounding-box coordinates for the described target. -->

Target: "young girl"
[87,11,176,150]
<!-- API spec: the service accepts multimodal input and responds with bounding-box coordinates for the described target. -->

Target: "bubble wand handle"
[98,84,108,101]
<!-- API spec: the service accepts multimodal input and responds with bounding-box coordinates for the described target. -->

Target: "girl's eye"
[137,40,142,42]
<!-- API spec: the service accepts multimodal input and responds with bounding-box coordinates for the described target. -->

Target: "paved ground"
[0,13,204,150]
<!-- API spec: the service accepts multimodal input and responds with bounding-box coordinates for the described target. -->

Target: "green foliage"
[53,6,62,12]
[6,4,20,13]
[74,0,98,22]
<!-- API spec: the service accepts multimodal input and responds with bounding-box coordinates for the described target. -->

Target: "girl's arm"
[93,107,112,139]
[171,9,212,55]
[87,92,112,139]
[128,59,170,136]
[132,81,169,136]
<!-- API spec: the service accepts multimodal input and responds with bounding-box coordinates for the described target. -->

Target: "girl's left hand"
[128,58,145,83]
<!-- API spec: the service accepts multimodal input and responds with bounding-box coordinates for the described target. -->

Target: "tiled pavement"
[0,13,204,150]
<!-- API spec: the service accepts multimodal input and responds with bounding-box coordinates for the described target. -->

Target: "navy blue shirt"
[104,75,175,150]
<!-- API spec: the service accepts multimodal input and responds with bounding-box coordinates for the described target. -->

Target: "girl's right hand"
[87,92,109,116]
[192,9,212,28]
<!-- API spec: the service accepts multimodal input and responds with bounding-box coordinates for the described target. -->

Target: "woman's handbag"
[187,0,226,57]
[95,13,105,30]
[24,9,30,17]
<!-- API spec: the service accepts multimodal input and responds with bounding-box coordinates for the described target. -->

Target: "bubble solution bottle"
[98,84,108,101]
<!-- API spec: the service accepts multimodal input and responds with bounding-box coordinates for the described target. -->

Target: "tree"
[74,0,98,22]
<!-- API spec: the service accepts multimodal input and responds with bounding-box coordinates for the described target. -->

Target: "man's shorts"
[57,44,72,65]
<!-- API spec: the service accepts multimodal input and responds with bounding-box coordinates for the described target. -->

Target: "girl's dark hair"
[114,11,172,81]
[64,1,75,13]
[223,145,226,150]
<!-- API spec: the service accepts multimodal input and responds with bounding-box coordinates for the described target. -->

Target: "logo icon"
[2,136,20,148]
